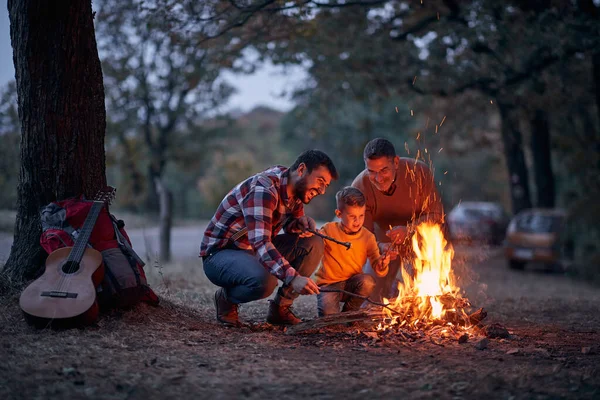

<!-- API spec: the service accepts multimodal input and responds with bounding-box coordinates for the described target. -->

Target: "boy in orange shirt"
[315,187,391,316]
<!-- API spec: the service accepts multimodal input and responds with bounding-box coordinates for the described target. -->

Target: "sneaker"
[214,288,240,327]
[266,300,302,325]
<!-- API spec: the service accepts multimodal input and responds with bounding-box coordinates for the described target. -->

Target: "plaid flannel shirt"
[199,166,304,283]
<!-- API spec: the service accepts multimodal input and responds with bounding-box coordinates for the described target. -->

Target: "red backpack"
[39,191,159,310]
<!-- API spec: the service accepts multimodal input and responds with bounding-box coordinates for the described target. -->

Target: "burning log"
[438,293,471,309]
[468,308,488,326]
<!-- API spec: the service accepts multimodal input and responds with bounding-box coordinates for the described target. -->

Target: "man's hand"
[290,276,320,295]
[379,242,399,260]
[288,216,317,238]
[386,225,408,243]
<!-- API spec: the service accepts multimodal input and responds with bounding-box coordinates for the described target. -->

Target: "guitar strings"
[54,201,103,295]
[54,196,108,297]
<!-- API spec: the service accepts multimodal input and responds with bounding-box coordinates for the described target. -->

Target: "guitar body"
[20,247,105,325]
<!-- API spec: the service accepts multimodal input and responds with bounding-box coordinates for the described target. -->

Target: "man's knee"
[244,274,278,300]
[302,234,324,256]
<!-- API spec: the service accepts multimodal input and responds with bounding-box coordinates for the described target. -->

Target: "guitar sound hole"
[62,261,80,274]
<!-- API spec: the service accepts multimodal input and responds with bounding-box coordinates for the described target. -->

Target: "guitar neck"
[67,201,104,264]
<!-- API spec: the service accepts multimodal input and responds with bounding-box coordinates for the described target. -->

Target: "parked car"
[503,208,573,270]
[447,201,510,245]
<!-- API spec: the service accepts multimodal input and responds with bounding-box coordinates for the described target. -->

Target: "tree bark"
[3,0,106,282]
[530,109,555,208]
[496,98,532,214]
[593,52,600,146]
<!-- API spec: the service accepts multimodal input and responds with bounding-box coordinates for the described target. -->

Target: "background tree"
[95,0,252,261]
[2,0,107,284]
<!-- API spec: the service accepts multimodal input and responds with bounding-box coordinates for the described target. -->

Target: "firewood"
[468,308,488,326]
[285,310,383,335]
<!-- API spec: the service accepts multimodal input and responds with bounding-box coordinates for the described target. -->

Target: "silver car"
[447,201,510,245]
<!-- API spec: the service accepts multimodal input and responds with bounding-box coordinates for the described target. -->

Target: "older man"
[352,138,444,301]
[200,150,339,326]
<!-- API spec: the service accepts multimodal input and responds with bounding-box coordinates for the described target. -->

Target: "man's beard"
[294,176,310,203]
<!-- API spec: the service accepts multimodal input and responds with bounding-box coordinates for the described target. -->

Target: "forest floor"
[1,228,599,399]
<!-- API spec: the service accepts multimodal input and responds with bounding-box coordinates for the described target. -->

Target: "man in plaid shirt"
[200,150,339,326]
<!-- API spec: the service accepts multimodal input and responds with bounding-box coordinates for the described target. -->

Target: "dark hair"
[336,186,366,210]
[290,149,339,180]
[363,138,396,160]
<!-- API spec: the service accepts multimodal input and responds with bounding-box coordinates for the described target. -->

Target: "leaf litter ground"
[1,245,600,399]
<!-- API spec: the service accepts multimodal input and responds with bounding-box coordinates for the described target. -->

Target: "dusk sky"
[0,0,305,113]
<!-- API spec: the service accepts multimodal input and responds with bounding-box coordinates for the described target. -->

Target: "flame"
[378,222,465,331]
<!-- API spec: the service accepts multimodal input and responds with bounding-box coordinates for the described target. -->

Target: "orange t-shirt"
[315,222,385,285]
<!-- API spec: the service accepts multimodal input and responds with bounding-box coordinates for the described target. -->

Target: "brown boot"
[214,288,240,327]
[266,300,302,325]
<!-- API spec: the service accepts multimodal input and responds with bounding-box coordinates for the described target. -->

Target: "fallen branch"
[285,309,383,335]
[319,287,405,316]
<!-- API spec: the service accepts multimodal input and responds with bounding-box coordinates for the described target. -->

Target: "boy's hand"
[379,242,399,260]
[290,276,320,295]
[288,216,316,238]
[374,254,390,276]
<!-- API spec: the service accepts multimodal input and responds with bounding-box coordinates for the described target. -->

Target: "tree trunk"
[155,178,172,263]
[530,109,555,208]
[3,0,106,282]
[145,165,160,213]
[594,53,600,131]
[116,129,144,212]
[496,98,532,214]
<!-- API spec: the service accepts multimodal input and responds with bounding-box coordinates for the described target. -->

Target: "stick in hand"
[306,228,351,250]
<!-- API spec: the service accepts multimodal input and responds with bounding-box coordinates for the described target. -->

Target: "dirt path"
[1,245,599,399]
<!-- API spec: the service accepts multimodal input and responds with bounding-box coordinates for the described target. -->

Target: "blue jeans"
[203,233,324,305]
[317,274,375,317]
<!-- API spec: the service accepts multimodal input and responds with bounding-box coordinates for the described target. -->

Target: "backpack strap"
[110,215,146,267]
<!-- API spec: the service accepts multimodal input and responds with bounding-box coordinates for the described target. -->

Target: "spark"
[490,100,494,104]
[438,148,443,153]
[435,124,439,133]
[411,109,414,116]
[425,117,430,129]
[437,12,440,20]
[444,171,448,175]
[405,142,410,155]
[440,115,446,126]
[416,132,421,140]
[425,148,428,154]
[413,76,417,85]
[395,106,399,113]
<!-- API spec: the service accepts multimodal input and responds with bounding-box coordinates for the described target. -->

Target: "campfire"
[287,222,508,344]
[367,221,509,345]
[378,222,471,331]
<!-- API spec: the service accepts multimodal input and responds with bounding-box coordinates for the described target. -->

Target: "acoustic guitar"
[19,187,116,326]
